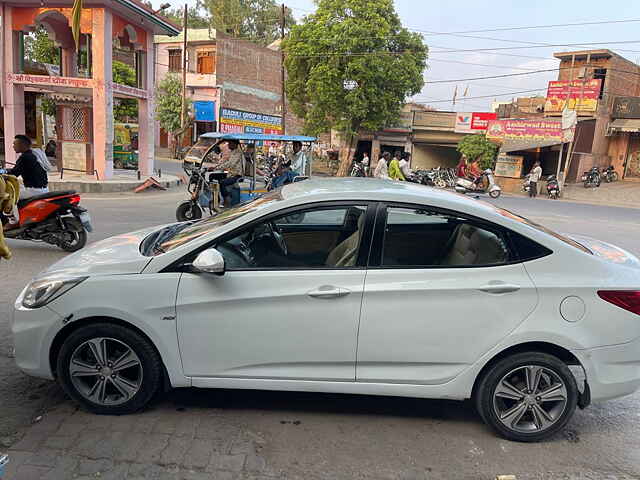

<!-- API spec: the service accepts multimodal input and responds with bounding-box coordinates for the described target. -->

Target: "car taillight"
[598,290,640,316]
[69,195,81,205]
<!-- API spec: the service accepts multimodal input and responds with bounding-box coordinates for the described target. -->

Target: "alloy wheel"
[69,337,143,406]
[492,365,568,434]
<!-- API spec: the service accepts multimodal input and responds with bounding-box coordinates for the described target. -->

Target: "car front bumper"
[573,337,640,402]
[11,298,62,380]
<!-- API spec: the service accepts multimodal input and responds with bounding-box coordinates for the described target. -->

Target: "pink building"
[0,0,179,178]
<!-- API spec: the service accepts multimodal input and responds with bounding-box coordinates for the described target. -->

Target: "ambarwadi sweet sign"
[486,118,566,141]
[454,112,497,134]
[544,79,602,113]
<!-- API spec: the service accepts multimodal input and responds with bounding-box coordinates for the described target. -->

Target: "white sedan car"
[12,179,640,442]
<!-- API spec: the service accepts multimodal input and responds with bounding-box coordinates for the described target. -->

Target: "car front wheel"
[476,352,578,442]
[56,323,163,414]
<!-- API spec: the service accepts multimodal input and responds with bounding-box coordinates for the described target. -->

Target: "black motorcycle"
[604,166,619,183]
[582,167,601,188]
[350,160,366,177]
[546,174,560,199]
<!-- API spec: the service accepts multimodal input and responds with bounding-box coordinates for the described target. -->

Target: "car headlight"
[22,276,87,309]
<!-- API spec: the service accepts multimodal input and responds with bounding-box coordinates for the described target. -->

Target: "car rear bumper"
[573,338,640,402]
[11,300,61,380]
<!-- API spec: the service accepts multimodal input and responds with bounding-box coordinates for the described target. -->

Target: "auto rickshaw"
[176,132,317,221]
[113,123,139,170]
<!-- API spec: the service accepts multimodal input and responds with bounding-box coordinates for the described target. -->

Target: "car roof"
[280,178,497,216]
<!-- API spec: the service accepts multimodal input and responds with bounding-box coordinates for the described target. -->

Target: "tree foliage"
[24,26,60,65]
[199,0,295,45]
[284,0,427,139]
[163,5,210,28]
[456,134,499,170]
[112,61,138,121]
[155,75,192,155]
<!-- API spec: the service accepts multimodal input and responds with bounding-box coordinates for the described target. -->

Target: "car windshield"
[494,207,592,254]
[141,191,284,256]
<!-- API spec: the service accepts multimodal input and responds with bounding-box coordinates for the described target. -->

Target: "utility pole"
[180,4,188,134]
[563,53,591,187]
[280,3,287,134]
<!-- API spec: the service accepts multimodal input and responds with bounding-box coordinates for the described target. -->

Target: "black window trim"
[369,201,548,270]
[163,200,378,273]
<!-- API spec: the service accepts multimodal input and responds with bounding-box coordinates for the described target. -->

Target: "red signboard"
[470,112,497,130]
[486,118,566,141]
[544,79,602,113]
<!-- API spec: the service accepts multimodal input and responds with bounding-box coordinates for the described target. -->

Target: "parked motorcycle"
[2,191,91,252]
[176,163,227,222]
[454,169,502,198]
[604,166,619,183]
[522,174,532,194]
[350,160,366,177]
[546,174,560,199]
[582,167,601,188]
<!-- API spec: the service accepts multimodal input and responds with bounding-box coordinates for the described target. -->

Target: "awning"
[609,119,640,133]
[499,138,563,153]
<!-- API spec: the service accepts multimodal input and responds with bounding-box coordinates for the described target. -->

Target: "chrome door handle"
[307,286,350,299]
[478,283,521,294]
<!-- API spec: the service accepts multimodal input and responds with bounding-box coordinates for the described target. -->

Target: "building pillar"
[137,33,155,176]
[371,137,381,162]
[91,8,114,179]
[3,9,25,165]
[61,47,77,77]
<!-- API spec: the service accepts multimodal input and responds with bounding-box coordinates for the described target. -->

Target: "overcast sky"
[154,0,640,112]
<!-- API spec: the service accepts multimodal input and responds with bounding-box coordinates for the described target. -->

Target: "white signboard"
[62,142,86,171]
[454,112,473,134]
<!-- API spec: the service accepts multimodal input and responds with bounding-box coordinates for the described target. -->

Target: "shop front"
[608,96,640,180]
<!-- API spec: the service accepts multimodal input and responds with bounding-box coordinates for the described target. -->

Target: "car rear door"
[176,202,375,381]
[356,204,539,385]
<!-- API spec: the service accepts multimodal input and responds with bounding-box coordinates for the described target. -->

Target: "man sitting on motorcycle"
[273,141,306,188]
[214,140,244,206]
[1,135,49,199]
[467,158,484,190]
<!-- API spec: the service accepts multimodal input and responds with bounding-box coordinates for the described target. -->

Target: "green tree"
[24,26,60,65]
[155,75,191,156]
[199,0,295,45]
[112,60,138,121]
[456,134,499,170]
[164,5,210,28]
[284,0,427,175]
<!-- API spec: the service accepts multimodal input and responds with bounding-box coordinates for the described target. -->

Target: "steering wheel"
[268,221,288,257]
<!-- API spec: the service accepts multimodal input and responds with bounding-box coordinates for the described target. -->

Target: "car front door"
[176,203,373,381]
[356,205,539,385]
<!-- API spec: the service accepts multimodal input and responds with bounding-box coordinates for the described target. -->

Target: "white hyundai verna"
[11,178,640,442]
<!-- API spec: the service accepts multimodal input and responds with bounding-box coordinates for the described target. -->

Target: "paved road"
[1,189,640,479]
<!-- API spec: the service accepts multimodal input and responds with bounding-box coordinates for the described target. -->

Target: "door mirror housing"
[192,248,225,275]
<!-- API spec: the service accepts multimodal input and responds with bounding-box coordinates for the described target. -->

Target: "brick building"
[154,28,301,148]
[551,50,640,181]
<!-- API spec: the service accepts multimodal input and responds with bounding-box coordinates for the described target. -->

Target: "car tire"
[56,323,163,415]
[475,352,578,442]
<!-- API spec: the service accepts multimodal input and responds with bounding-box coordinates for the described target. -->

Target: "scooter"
[522,174,532,194]
[546,174,560,199]
[350,161,366,177]
[604,166,619,183]
[455,169,502,198]
[2,190,92,252]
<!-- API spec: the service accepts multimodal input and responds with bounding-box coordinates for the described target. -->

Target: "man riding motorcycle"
[1,135,48,199]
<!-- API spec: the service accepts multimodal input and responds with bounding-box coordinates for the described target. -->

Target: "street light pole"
[180,4,188,133]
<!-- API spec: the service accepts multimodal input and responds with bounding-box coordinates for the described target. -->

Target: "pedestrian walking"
[389,152,405,181]
[362,152,370,176]
[374,152,390,179]
[529,161,543,198]
[399,152,412,178]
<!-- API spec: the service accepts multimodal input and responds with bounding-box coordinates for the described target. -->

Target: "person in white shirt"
[399,152,412,179]
[289,141,308,176]
[374,152,390,179]
[362,152,370,176]
[529,161,543,198]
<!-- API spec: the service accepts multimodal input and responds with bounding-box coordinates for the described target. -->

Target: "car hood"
[38,225,163,278]
[567,234,640,268]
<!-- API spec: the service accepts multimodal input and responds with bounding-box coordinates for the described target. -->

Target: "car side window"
[217,205,368,269]
[382,207,510,267]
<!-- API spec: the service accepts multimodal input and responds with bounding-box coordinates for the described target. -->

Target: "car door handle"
[478,283,521,294]
[307,286,350,299]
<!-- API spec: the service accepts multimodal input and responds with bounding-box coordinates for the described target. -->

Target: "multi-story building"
[154,29,300,148]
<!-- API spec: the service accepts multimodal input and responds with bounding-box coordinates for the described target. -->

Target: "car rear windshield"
[494,207,592,255]
[141,191,284,256]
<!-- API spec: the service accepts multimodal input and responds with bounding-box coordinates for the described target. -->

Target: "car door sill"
[190,377,466,400]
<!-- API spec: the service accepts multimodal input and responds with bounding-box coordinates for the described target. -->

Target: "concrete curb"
[48,176,182,193]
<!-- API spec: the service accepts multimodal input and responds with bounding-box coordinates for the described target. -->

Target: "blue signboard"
[194,101,216,122]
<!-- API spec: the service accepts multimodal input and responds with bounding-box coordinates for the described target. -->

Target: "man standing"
[5,135,48,199]
[362,152,370,176]
[374,152,390,179]
[529,161,543,198]
[399,152,412,179]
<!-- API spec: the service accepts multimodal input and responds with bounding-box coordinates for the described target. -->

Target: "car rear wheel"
[475,352,578,442]
[56,323,163,414]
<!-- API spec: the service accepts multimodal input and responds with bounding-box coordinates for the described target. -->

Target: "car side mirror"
[192,248,225,275]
